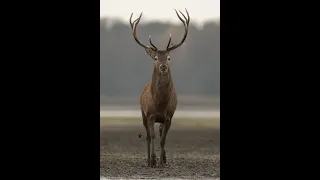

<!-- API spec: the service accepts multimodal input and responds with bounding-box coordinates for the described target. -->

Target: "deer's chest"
[153,100,170,123]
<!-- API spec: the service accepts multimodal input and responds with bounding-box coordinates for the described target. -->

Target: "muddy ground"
[100,118,220,179]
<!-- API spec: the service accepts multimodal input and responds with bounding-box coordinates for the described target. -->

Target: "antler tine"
[178,10,187,25]
[166,34,172,50]
[129,12,157,50]
[179,9,190,26]
[174,9,186,26]
[167,9,190,51]
[185,8,190,25]
[149,35,158,51]
[129,13,134,29]
[129,13,141,30]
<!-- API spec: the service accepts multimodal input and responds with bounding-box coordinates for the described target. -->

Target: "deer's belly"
[155,113,166,123]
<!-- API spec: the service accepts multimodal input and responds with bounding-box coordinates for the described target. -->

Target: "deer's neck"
[151,69,173,106]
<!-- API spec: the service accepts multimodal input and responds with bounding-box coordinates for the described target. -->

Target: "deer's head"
[129,9,190,76]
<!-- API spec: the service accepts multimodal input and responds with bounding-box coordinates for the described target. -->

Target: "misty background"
[100,1,220,111]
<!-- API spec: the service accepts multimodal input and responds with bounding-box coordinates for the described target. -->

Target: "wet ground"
[100,118,220,179]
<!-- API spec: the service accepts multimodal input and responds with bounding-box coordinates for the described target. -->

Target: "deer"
[129,9,190,168]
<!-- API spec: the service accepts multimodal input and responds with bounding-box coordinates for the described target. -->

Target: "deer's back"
[140,81,177,121]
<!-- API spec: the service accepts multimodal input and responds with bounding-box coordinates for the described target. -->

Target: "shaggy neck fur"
[151,67,173,108]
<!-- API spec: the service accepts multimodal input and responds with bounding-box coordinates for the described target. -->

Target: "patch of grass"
[100,117,220,129]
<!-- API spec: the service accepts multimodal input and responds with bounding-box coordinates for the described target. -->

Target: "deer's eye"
[154,56,158,61]
[167,56,171,61]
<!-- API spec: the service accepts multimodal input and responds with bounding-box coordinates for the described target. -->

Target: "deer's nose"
[159,64,168,72]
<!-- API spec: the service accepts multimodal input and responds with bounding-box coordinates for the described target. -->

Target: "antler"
[149,35,158,50]
[166,9,190,51]
[129,13,157,51]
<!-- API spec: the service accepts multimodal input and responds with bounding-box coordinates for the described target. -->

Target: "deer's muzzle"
[159,64,168,74]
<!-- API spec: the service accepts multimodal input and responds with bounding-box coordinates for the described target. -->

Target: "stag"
[129,9,190,168]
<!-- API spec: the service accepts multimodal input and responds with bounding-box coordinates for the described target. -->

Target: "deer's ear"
[145,47,156,58]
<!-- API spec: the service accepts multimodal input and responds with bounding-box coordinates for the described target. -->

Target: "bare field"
[100,117,220,179]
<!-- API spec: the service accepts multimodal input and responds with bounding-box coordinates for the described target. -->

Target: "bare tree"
[129,9,190,168]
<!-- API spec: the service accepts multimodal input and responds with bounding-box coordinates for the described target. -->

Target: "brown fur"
[140,51,177,122]
[140,50,177,168]
[129,9,190,168]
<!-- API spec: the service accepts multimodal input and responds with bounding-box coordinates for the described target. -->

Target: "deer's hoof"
[151,154,157,168]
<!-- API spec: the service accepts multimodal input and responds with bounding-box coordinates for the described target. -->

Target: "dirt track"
[100,119,220,179]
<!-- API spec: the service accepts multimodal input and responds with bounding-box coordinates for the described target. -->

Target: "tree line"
[100,18,220,98]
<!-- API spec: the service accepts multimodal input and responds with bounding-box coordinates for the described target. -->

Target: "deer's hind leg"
[148,114,157,168]
[159,123,164,137]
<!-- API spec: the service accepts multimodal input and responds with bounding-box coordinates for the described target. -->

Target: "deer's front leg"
[159,116,171,167]
[143,122,151,166]
[148,115,156,168]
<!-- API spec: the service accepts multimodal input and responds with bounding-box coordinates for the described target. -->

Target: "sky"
[100,0,220,24]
